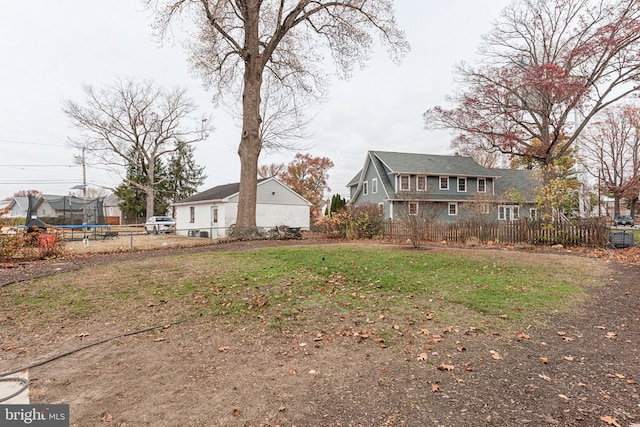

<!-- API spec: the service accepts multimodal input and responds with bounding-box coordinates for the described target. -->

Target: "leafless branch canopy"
[62,78,212,216]
[425,0,640,166]
[148,0,408,148]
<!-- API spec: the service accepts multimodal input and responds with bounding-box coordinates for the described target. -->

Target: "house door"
[211,207,219,238]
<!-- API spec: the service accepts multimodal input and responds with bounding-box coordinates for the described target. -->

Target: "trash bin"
[610,231,635,249]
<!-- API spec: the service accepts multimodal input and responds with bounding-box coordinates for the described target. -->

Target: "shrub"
[0,229,66,262]
[314,211,350,238]
[346,203,384,239]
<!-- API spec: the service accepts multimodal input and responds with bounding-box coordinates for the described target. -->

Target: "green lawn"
[2,244,607,335]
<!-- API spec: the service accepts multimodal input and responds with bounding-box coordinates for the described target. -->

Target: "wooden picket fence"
[385,218,610,248]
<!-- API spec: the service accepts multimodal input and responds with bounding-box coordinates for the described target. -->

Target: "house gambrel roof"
[349,150,536,203]
[493,168,536,201]
[174,177,311,206]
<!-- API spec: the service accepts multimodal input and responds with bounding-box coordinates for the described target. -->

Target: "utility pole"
[82,148,88,224]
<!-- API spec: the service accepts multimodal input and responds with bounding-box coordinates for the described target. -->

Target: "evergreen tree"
[328,194,346,216]
[165,142,207,212]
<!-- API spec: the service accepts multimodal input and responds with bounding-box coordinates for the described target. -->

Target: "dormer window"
[439,176,449,190]
[399,175,410,191]
[458,177,467,192]
[477,178,486,193]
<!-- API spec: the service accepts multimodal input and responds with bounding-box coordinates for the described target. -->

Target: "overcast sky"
[0,1,512,201]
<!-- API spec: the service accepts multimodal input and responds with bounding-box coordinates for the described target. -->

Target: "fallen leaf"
[490,350,502,360]
[438,363,454,371]
[558,394,569,400]
[232,408,240,417]
[516,332,531,340]
[289,367,297,375]
[600,415,621,427]
[605,332,617,339]
[373,337,385,343]
[563,356,574,362]
[557,331,566,336]
[417,352,428,361]
[153,337,166,342]
[614,373,625,379]
[419,328,430,335]
[538,373,552,382]
[540,357,549,364]
[218,346,230,352]
[431,383,440,392]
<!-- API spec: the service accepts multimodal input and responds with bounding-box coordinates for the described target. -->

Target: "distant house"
[172,177,312,237]
[347,151,537,222]
[5,197,29,218]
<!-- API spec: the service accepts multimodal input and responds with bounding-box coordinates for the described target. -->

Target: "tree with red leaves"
[582,104,640,217]
[277,153,334,220]
[425,0,640,167]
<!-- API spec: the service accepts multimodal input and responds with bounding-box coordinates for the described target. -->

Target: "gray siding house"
[348,151,537,222]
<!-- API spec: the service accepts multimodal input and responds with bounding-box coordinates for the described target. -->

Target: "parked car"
[144,216,176,234]
[613,215,635,226]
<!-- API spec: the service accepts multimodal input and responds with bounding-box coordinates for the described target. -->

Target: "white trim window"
[378,202,384,215]
[448,202,458,216]
[498,205,520,221]
[457,177,467,192]
[408,202,418,216]
[439,176,449,190]
[530,208,538,220]
[416,175,427,191]
[372,178,378,194]
[477,178,486,193]
[399,175,410,191]
[363,181,368,196]
[481,203,490,214]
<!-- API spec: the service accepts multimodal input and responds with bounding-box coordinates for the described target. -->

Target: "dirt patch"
[1,241,639,426]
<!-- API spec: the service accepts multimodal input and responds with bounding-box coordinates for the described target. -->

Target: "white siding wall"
[174,179,311,237]
[175,203,213,236]
[256,203,310,228]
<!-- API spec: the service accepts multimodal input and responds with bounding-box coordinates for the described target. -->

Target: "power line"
[0,138,65,147]
[0,165,76,167]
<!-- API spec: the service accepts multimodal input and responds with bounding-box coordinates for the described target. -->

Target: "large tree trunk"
[145,186,155,219]
[235,3,263,228]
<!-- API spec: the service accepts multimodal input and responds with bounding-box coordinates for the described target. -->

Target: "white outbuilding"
[172,177,311,238]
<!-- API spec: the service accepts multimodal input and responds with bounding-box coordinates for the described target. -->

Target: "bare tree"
[425,0,640,167]
[396,188,441,249]
[63,79,211,218]
[148,0,409,227]
[581,104,640,217]
[257,162,285,179]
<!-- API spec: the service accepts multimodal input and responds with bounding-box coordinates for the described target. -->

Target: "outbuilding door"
[211,206,219,238]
